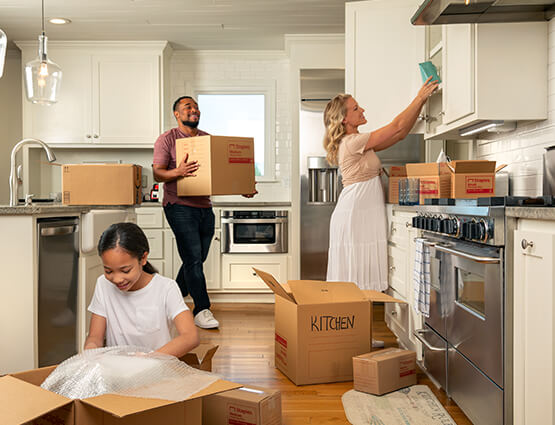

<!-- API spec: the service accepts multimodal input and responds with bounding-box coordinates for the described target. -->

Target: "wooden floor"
[194,302,473,425]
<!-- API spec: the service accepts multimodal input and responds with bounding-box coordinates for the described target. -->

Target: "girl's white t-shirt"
[88,273,189,351]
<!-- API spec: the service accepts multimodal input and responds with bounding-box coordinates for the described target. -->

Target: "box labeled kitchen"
[353,348,417,395]
[406,162,451,204]
[176,135,256,196]
[387,165,407,204]
[202,385,281,425]
[448,160,499,199]
[0,363,241,425]
[253,269,405,386]
[62,164,142,205]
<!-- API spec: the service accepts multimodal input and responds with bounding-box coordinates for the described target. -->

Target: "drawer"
[388,244,407,298]
[136,207,163,228]
[385,288,409,336]
[144,229,163,259]
[222,255,287,290]
[389,220,410,246]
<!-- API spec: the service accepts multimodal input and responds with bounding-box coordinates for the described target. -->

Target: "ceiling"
[0,0,353,51]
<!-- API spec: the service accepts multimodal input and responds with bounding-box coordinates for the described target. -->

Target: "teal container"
[419,61,441,84]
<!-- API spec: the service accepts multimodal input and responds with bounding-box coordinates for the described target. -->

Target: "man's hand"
[176,153,199,177]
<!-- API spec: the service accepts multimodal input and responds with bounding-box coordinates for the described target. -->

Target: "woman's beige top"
[338,133,382,187]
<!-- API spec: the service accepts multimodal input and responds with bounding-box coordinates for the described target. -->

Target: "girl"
[84,222,200,357]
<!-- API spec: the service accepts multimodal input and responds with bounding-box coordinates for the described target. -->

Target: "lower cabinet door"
[222,254,287,290]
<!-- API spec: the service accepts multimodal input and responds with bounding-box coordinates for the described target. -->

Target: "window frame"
[187,80,276,181]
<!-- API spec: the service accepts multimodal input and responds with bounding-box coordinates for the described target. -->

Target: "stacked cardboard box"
[406,162,451,205]
[448,160,498,199]
[387,166,407,204]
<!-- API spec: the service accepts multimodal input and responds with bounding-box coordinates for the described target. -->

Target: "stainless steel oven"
[221,210,288,253]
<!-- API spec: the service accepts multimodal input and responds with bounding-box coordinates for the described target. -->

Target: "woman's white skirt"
[326,176,388,291]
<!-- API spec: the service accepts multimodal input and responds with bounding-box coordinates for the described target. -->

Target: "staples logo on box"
[228,143,254,164]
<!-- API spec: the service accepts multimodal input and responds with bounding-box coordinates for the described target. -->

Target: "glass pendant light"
[0,29,6,78]
[24,0,62,105]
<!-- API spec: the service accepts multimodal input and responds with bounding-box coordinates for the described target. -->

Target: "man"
[152,96,217,328]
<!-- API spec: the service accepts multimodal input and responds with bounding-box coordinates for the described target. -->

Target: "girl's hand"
[418,76,439,102]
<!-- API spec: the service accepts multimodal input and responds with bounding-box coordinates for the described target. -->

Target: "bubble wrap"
[40,346,220,401]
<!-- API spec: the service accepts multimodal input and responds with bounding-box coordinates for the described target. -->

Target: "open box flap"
[11,365,57,386]
[406,162,450,176]
[253,268,296,303]
[450,160,497,173]
[362,290,406,304]
[287,280,367,305]
[0,375,72,424]
[80,379,241,418]
[180,344,219,369]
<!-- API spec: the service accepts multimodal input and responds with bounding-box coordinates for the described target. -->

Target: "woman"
[325,77,438,294]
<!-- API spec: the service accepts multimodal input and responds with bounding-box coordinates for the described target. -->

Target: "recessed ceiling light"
[49,18,71,25]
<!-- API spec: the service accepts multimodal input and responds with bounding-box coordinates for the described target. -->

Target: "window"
[191,81,276,180]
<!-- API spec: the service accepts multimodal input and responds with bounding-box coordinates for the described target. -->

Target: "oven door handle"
[221,218,288,224]
[434,244,500,264]
[413,329,446,352]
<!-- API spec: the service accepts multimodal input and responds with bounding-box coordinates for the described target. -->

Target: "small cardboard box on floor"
[176,135,256,196]
[62,164,142,205]
[253,269,406,386]
[447,160,504,199]
[387,166,407,204]
[0,347,240,425]
[353,348,417,395]
[203,385,281,425]
[406,162,451,205]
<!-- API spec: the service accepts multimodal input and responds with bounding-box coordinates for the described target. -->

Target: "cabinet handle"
[521,239,534,250]
[390,311,397,316]
[86,134,92,138]
[214,237,220,241]
[389,266,396,271]
[252,272,257,276]
[391,227,397,233]
[406,221,411,228]
[93,134,99,139]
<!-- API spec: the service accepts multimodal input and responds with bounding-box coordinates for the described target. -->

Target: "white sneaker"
[372,339,385,349]
[194,309,219,329]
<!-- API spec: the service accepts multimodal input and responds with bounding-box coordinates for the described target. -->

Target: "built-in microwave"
[221,210,288,253]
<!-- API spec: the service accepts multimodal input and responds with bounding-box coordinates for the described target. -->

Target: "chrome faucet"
[9,138,56,206]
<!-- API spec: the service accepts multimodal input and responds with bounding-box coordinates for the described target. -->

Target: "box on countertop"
[448,160,505,199]
[387,166,407,204]
[253,269,406,386]
[202,385,281,425]
[62,164,142,206]
[405,162,451,204]
[353,348,417,395]
[0,349,240,425]
[176,135,256,197]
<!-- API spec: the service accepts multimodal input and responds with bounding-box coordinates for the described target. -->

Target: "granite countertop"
[0,204,132,216]
[505,207,555,220]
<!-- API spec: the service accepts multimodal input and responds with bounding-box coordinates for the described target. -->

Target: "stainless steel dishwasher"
[38,217,79,367]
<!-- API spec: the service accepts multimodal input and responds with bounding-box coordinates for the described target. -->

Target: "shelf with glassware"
[422,21,547,140]
[15,41,172,147]
[385,205,423,360]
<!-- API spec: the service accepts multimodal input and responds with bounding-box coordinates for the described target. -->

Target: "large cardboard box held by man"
[353,348,417,395]
[0,361,240,425]
[202,385,281,425]
[253,269,405,386]
[405,162,451,205]
[62,164,142,205]
[176,135,256,196]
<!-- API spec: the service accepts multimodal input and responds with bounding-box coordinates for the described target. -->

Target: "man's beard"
[181,119,199,129]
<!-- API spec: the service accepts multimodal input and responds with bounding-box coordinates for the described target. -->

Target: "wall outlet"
[142,175,148,188]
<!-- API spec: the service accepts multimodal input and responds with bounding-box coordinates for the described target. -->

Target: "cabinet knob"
[389,265,396,271]
[521,239,534,250]
[93,134,99,139]
[214,237,220,241]
[391,227,397,233]
[406,221,411,228]
[390,311,397,316]
[86,134,92,138]
[252,272,257,276]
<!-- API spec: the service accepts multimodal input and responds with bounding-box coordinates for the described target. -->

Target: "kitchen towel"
[413,238,431,317]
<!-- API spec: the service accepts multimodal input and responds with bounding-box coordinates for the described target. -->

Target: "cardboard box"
[253,269,405,386]
[180,343,219,372]
[387,166,407,204]
[202,385,281,425]
[1,363,241,425]
[176,135,256,196]
[62,164,142,205]
[448,160,497,199]
[406,162,451,204]
[353,348,417,395]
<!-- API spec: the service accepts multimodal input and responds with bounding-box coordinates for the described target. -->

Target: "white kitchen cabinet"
[16,41,171,146]
[221,254,286,291]
[513,221,555,425]
[385,207,423,359]
[425,22,547,140]
[79,253,103,344]
[345,0,425,134]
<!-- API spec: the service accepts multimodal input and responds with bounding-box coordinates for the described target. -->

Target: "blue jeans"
[163,203,215,316]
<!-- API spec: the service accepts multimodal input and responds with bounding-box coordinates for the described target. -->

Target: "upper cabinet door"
[22,49,92,143]
[442,24,475,126]
[346,0,425,134]
[92,54,161,145]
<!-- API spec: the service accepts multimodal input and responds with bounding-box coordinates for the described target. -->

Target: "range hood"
[411,0,555,25]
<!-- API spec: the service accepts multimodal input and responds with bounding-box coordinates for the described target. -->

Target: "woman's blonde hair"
[323,94,351,165]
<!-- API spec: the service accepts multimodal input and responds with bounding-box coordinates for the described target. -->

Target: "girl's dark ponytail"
[98,222,157,274]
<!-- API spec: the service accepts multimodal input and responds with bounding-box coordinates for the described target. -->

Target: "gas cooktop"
[423,196,555,207]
